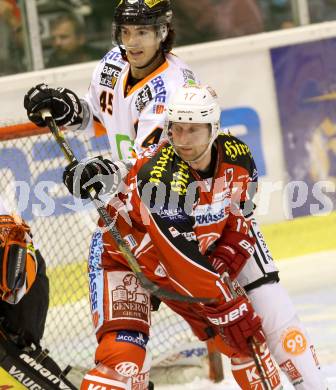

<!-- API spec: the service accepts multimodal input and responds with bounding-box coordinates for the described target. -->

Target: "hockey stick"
[40,110,215,304]
[221,273,272,390]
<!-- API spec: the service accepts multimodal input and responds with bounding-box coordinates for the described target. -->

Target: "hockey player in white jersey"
[24,0,198,160]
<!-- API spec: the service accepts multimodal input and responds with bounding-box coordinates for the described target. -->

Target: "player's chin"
[128,53,145,66]
[176,149,194,159]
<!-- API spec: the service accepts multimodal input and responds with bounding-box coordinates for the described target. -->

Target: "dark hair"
[50,13,85,37]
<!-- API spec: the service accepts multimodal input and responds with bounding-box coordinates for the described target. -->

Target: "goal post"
[0,122,223,384]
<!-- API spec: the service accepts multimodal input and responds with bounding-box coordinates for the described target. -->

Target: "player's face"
[170,123,212,163]
[120,25,161,68]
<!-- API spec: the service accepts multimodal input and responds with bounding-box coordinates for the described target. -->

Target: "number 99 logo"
[282,328,307,355]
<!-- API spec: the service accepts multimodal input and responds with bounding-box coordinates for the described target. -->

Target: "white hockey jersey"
[83,47,198,160]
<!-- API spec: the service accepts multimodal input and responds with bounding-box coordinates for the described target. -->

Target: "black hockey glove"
[24,83,82,128]
[63,156,121,199]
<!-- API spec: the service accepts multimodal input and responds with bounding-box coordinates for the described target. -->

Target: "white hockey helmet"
[164,84,221,162]
[167,84,220,125]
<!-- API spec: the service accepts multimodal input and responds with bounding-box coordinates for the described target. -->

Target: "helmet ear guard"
[159,24,168,41]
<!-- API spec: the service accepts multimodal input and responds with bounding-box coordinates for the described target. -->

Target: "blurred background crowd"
[1,0,336,76]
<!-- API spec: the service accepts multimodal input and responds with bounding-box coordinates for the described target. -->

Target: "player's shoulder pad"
[136,56,197,113]
[94,47,127,85]
[100,46,127,66]
[165,53,198,85]
[217,132,254,169]
[136,72,172,116]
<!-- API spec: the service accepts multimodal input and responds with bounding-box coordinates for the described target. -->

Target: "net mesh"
[0,129,204,372]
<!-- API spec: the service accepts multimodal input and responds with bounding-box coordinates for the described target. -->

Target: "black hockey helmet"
[113,0,172,26]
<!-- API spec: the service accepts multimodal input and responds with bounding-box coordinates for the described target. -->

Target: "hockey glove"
[0,215,37,302]
[209,231,255,279]
[63,156,120,199]
[204,296,265,357]
[24,83,82,128]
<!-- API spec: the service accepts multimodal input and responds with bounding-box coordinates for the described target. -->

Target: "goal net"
[0,123,223,386]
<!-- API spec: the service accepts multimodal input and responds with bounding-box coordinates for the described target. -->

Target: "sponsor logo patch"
[115,362,139,377]
[151,76,166,103]
[137,144,159,158]
[224,139,252,160]
[153,104,165,114]
[182,68,196,85]
[168,226,196,241]
[282,328,307,355]
[103,50,124,63]
[279,359,303,383]
[149,146,174,184]
[11,353,72,389]
[168,226,180,238]
[135,85,153,112]
[99,64,121,89]
[171,160,190,195]
[193,205,227,227]
[116,331,148,349]
[88,230,103,271]
[154,264,166,277]
[89,271,98,312]
[193,187,231,227]
[157,206,188,222]
[111,273,150,322]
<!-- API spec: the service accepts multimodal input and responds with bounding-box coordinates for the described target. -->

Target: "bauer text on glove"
[204,295,265,356]
[209,231,255,279]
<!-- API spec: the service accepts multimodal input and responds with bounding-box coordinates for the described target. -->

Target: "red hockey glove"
[204,296,265,357]
[209,231,255,279]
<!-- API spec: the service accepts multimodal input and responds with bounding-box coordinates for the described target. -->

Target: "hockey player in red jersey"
[159,86,326,389]
[62,84,326,389]
[63,85,283,390]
